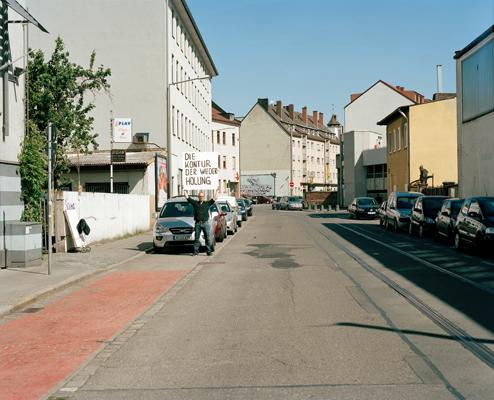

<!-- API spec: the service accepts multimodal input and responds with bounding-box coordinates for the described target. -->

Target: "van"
[385,191,423,231]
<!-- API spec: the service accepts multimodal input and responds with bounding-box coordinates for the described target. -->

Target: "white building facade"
[341,80,425,205]
[455,25,494,198]
[27,0,217,198]
[211,102,241,196]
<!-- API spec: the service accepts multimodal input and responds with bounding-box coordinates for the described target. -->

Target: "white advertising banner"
[182,152,219,190]
[112,118,132,143]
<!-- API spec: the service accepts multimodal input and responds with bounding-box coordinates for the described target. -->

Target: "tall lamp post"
[270,172,277,197]
[166,75,211,198]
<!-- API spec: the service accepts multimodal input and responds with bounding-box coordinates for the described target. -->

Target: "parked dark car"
[236,198,248,221]
[378,201,387,226]
[454,196,494,250]
[272,196,281,210]
[409,196,448,237]
[348,197,379,219]
[244,198,253,216]
[435,198,463,242]
[254,196,273,204]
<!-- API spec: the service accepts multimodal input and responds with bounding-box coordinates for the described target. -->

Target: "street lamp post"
[270,172,277,197]
[166,75,211,198]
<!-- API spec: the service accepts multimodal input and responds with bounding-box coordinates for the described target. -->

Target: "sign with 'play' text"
[182,152,219,190]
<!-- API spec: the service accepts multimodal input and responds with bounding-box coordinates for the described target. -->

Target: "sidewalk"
[0,231,153,318]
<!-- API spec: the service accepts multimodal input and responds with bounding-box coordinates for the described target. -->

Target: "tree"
[20,37,111,221]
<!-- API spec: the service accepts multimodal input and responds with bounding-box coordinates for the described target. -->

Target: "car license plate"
[368,211,375,214]
[173,234,192,241]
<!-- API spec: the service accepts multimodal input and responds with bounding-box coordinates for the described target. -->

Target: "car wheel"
[217,230,224,242]
[153,245,162,254]
[408,222,413,236]
[454,232,463,251]
[237,220,242,227]
[419,225,424,238]
[379,218,383,226]
[385,218,389,230]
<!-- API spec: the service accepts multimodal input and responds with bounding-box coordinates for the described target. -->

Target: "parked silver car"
[280,196,303,210]
[384,191,423,231]
[216,201,238,234]
[153,197,215,252]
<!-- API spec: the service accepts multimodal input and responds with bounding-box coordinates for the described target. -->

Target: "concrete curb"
[0,245,153,319]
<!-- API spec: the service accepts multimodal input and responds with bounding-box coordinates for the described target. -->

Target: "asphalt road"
[49,206,494,400]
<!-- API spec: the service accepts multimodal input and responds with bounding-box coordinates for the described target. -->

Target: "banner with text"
[182,152,219,190]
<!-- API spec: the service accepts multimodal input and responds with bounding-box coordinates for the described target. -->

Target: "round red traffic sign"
[289,181,294,188]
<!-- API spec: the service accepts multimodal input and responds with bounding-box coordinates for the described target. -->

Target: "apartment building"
[27,0,217,199]
[212,102,241,196]
[240,99,340,197]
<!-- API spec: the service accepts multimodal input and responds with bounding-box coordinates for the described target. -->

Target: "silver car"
[216,201,238,234]
[385,191,423,231]
[153,197,215,252]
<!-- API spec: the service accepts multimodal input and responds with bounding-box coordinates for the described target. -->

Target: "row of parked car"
[153,195,254,253]
[371,192,494,252]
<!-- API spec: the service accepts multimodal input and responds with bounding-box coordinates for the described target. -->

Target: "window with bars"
[85,182,129,194]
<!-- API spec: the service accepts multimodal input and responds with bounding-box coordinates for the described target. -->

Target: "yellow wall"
[409,98,457,187]
[386,116,409,192]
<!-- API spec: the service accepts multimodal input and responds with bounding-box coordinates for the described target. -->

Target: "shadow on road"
[323,222,494,334]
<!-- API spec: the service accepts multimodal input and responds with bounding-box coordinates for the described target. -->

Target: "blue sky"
[188,0,494,122]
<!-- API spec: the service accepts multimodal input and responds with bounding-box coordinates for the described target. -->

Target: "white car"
[153,197,215,252]
[216,201,238,234]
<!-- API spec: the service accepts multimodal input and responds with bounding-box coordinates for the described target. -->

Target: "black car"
[435,198,463,242]
[236,198,248,221]
[409,196,448,237]
[244,198,253,216]
[454,196,494,250]
[348,197,379,219]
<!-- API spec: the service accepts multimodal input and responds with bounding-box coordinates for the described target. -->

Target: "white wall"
[211,120,240,193]
[344,81,414,134]
[63,191,150,244]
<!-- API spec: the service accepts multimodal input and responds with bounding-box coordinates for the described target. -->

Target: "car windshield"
[396,196,418,209]
[357,198,377,206]
[450,201,462,215]
[479,199,494,217]
[218,202,230,212]
[423,198,446,213]
[160,202,194,218]
[288,197,299,202]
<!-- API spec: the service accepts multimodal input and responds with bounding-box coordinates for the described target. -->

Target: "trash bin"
[6,222,43,268]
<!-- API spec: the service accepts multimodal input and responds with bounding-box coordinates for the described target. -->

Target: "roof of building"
[67,150,165,168]
[328,114,341,126]
[377,96,456,126]
[454,24,494,59]
[344,80,428,109]
[212,101,241,126]
[255,99,340,145]
[175,0,218,77]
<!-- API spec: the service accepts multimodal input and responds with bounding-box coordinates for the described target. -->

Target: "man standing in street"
[184,189,218,256]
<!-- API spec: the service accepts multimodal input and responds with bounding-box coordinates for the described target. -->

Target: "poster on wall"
[182,152,218,190]
[112,118,132,143]
[155,155,168,211]
[240,174,274,196]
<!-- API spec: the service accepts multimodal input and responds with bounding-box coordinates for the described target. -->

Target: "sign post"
[182,152,218,192]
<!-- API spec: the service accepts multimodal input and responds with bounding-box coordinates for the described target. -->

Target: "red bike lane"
[0,269,189,400]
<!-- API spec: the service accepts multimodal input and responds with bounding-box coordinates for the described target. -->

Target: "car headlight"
[155,224,168,234]
[486,227,494,234]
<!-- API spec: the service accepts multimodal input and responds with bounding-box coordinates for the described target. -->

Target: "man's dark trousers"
[194,221,211,255]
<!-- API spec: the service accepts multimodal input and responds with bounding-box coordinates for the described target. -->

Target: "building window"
[223,156,227,169]
[461,39,494,122]
[232,132,236,145]
[217,131,220,144]
[172,106,175,136]
[222,132,226,144]
[232,156,236,170]
[397,127,401,151]
[388,131,393,153]
[403,122,408,148]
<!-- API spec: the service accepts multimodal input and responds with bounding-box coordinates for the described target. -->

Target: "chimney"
[302,106,307,123]
[436,64,443,93]
[276,100,282,117]
[318,112,324,126]
[312,110,318,126]
[288,104,294,120]
[350,93,361,102]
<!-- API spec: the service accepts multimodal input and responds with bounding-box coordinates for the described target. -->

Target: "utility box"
[6,222,43,268]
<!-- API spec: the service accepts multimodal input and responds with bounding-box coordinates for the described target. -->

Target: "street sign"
[111,149,126,163]
[112,118,132,143]
[290,181,294,188]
